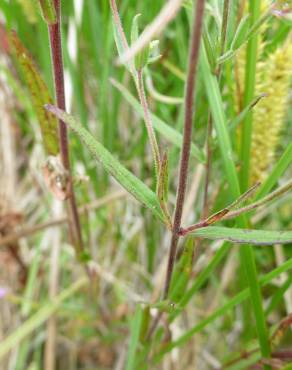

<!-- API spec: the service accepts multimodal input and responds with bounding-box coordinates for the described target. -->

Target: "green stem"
[136,69,161,179]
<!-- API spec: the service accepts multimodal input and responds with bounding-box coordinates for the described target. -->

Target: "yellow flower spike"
[235,0,291,183]
[250,40,292,183]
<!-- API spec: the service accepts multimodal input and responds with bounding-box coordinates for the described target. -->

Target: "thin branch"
[48,0,84,254]
[163,0,206,299]
[223,179,292,220]
[180,180,292,236]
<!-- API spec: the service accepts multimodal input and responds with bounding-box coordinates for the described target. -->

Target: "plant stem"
[163,0,205,299]
[48,0,84,254]
[136,69,161,179]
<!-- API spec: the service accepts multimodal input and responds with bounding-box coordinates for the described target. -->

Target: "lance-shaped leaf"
[230,14,250,51]
[228,93,267,132]
[131,14,149,70]
[110,0,134,75]
[45,105,166,223]
[187,226,292,245]
[203,26,216,71]
[10,31,59,155]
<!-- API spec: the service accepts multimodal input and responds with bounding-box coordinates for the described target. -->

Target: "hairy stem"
[163,0,206,299]
[48,0,84,254]
[136,69,161,179]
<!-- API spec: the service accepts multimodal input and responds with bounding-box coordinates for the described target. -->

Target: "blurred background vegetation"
[0,0,291,369]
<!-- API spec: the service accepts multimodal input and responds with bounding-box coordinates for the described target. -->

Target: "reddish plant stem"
[48,0,83,253]
[162,0,206,299]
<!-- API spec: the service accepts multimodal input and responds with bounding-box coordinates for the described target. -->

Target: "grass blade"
[125,305,143,370]
[200,41,271,362]
[255,142,292,200]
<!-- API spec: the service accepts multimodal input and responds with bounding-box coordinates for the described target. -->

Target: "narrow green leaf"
[200,41,271,362]
[266,274,292,315]
[245,7,272,42]
[217,49,235,65]
[216,9,272,66]
[228,94,267,132]
[188,226,292,245]
[139,306,151,344]
[200,43,240,195]
[111,79,206,163]
[255,142,292,200]
[230,14,250,51]
[131,14,140,45]
[0,277,87,361]
[125,305,143,370]
[130,14,149,70]
[9,31,59,155]
[111,5,134,74]
[203,26,216,71]
[45,105,166,223]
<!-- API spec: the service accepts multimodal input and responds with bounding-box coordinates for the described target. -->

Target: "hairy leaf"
[45,105,166,223]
